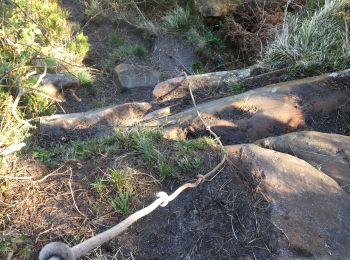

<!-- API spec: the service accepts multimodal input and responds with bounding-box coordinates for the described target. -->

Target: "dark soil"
[113,165,276,259]
[58,1,199,115]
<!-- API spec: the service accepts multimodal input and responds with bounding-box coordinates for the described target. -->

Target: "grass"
[73,70,96,95]
[109,168,135,193]
[0,234,31,258]
[115,127,175,180]
[132,45,147,57]
[228,82,245,95]
[177,156,204,172]
[260,0,350,72]
[29,135,118,162]
[161,6,192,32]
[109,191,131,213]
[91,178,105,192]
[90,167,135,213]
[160,5,224,54]
[31,128,214,183]
[31,147,54,164]
[157,156,175,180]
[104,32,148,68]
[174,137,216,155]
[92,100,107,108]
[191,60,208,74]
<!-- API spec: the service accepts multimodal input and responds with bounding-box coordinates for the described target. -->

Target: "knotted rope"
[39,72,227,260]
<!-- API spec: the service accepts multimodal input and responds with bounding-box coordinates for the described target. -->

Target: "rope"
[39,72,227,260]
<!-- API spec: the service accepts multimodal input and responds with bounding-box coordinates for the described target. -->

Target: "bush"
[260,0,350,72]
[0,0,90,150]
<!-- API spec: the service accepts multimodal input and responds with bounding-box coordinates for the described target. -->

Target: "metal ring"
[39,242,74,260]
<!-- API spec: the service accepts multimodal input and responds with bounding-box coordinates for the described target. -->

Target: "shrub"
[0,0,90,150]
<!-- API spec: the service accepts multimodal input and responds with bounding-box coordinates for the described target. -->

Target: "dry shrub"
[220,0,305,66]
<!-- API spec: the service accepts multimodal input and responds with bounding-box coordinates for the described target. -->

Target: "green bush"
[0,0,90,149]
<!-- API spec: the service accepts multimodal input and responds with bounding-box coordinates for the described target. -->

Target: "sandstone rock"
[146,69,350,144]
[40,102,151,135]
[256,131,350,191]
[153,68,251,101]
[226,144,350,258]
[114,63,161,89]
[38,73,79,99]
[194,0,239,17]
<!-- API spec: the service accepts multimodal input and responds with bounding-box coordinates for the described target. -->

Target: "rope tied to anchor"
[39,72,227,260]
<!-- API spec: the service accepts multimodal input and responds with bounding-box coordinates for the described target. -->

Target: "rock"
[40,102,151,136]
[256,131,350,191]
[153,68,251,101]
[146,69,350,144]
[194,0,239,17]
[38,73,79,99]
[114,63,161,89]
[226,144,350,258]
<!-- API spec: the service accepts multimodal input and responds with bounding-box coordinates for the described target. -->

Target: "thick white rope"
[39,73,226,260]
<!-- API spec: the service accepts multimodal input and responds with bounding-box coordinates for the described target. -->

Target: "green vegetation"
[0,0,90,150]
[109,168,135,193]
[132,45,148,57]
[174,137,216,155]
[73,70,95,95]
[109,191,131,213]
[161,6,192,32]
[31,147,55,164]
[260,0,350,72]
[30,134,118,163]
[177,156,204,172]
[191,60,208,74]
[228,82,245,95]
[90,167,135,213]
[91,178,105,192]
[104,32,148,68]
[0,234,31,258]
[160,5,224,53]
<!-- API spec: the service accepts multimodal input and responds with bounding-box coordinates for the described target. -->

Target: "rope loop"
[156,191,171,207]
[196,174,205,185]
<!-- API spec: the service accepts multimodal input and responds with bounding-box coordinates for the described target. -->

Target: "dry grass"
[0,128,221,258]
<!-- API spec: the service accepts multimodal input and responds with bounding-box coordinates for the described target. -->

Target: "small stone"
[38,73,79,99]
[114,63,161,89]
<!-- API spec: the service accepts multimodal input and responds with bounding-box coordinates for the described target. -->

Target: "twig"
[11,65,47,122]
[68,169,87,219]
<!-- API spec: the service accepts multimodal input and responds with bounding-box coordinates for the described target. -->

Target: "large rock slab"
[227,144,350,258]
[256,131,350,191]
[146,70,350,143]
[153,68,252,101]
[114,63,161,89]
[39,102,151,136]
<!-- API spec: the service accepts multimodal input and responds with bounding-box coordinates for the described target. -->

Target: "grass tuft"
[260,0,350,72]
[109,191,131,213]
[108,168,134,194]
[228,82,245,95]
[161,6,192,32]
[132,45,148,57]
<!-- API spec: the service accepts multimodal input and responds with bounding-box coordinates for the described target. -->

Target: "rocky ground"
[1,1,350,259]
